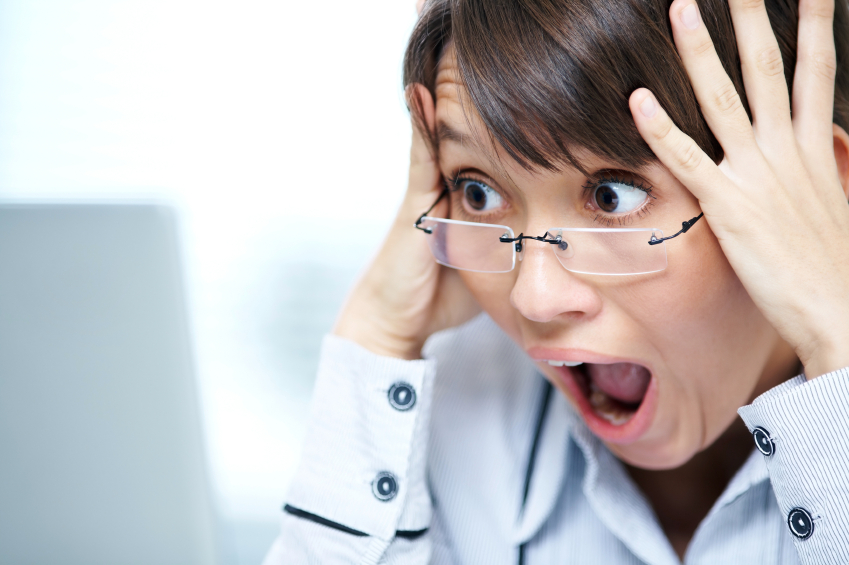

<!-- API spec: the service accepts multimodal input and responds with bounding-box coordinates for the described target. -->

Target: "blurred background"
[0,0,417,562]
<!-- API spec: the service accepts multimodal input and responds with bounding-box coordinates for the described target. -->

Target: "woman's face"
[432,49,797,469]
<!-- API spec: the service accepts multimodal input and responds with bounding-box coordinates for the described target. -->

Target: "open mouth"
[543,359,657,443]
[559,361,650,425]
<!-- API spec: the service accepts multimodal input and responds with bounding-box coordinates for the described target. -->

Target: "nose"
[510,238,603,323]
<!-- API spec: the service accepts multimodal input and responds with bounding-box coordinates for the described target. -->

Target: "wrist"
[799,330,849,380]
[332,319,424,360]
[333,284,428,360]
[330,193,446,360]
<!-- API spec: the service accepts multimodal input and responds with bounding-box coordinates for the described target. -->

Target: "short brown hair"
[403,0,849,172]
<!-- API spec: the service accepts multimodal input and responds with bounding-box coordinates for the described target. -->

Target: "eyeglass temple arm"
[648,213,704,245]
[414,188,449,233]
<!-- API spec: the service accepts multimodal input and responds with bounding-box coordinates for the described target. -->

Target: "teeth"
[588,382,634,426]
[546,360,584,367]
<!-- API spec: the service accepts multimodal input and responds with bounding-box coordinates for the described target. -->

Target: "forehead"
[432,46,607,177]
[434,46,545,181]
[434,48,487,150]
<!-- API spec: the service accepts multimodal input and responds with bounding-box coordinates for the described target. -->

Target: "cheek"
[634,228,764,364]
[622,234,750,346]
[615,226,776,446]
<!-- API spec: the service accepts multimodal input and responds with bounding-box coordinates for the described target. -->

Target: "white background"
[0,1,417,561]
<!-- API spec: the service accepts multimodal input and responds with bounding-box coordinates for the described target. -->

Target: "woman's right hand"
[332,85,480,360]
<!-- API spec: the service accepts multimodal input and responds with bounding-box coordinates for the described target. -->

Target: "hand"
[629,0,849,379]
[333,86,480,359]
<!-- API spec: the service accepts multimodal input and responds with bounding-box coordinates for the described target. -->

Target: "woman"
[265,0,849,562]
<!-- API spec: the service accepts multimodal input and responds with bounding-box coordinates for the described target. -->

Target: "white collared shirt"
[264,314,849,564]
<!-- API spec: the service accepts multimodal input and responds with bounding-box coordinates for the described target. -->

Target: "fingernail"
[640,95,657,118]
[681,4,700,29]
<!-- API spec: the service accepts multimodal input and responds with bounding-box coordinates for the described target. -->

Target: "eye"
[593,181,648,214]
[460,179,503,212]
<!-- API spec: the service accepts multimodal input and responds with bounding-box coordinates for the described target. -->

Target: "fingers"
[630,89,729,204]
[407,83,436,166]
[792,0,838,176]
[726,0,793,140]
[409,109,437,177]
[406,84,442,200]
[668,0,757,163]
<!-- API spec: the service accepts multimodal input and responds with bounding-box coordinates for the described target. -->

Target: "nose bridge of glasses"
[500,232,564,260]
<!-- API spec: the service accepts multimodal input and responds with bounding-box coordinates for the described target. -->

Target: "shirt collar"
[569,416,681,565]
[511,390,573,545]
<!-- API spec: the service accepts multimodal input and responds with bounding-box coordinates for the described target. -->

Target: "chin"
[606,434,702,470]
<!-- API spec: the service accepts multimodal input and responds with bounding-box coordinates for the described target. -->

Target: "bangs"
[406,0,752,172]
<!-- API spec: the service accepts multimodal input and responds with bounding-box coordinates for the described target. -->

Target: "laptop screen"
[0,204,221,565]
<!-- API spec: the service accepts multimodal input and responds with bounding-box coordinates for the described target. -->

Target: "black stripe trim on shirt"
[396,528,429,540]
[284,504,368,536]
[283,504,429,540]
[517,378,554,565]
[521,378,554,508]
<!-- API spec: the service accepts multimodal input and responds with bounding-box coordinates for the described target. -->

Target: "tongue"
[585,363,650,405]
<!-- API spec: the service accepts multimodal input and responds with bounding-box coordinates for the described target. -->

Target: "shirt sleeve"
[262,334,437,565]
[738,367,849,564]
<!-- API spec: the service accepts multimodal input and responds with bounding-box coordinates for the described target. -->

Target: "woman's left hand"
[630,0,849,379]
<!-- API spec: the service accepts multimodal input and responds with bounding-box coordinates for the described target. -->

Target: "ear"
[832,124,849,200]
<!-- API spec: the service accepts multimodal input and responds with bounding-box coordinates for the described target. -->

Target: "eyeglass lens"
[418,218,516,273]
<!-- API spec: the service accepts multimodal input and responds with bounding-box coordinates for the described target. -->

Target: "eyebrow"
[436,121,476,147]
[435,119,511,179]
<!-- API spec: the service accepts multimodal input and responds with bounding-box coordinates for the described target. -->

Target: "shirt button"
[787,507,814,540]
[752,426,775,457]
[372,472,398,502]
[388,382,416,411]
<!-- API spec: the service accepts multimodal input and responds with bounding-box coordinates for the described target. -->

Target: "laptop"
[0,204,222,565]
